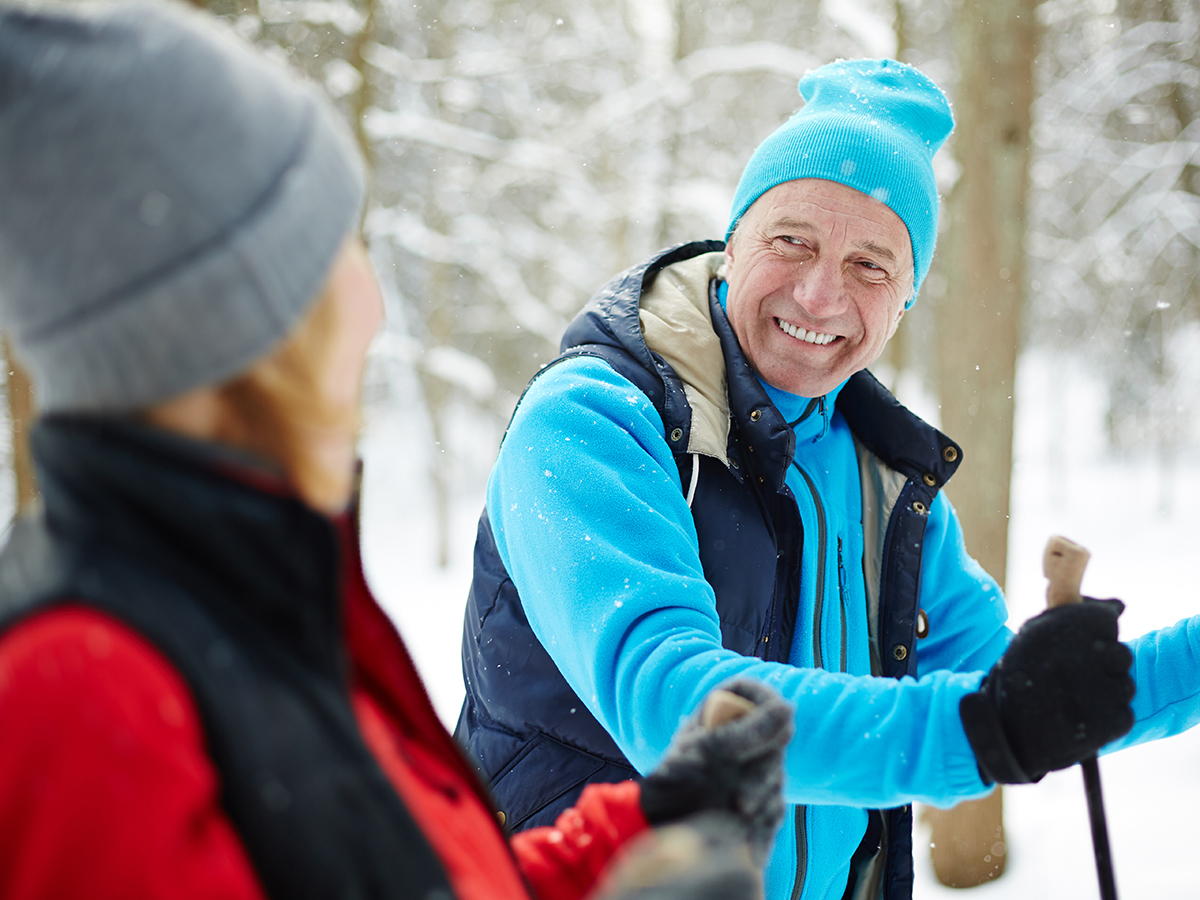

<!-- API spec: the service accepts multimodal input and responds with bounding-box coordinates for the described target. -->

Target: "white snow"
[357,345,1200,899]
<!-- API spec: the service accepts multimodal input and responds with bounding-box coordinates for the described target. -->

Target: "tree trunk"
[922,788,1007,887]
[939,2,1036,581]
[3,336,37,514]
[925,0,1039,887]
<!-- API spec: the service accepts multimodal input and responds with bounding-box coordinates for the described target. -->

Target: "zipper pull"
[836,537,847,592]
[836,537,848,673]
[810,395,830,443]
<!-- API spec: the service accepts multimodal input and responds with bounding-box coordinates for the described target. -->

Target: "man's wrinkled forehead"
[733,179,913,268]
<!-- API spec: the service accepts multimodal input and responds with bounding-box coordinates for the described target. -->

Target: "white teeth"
[776,318,836,345]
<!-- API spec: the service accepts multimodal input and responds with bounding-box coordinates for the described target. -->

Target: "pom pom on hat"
[727,59,954,306]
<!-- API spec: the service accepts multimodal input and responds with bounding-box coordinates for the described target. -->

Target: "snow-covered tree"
[1030,0,1200,483]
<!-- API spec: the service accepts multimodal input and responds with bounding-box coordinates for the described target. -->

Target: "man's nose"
[790,258,847,319]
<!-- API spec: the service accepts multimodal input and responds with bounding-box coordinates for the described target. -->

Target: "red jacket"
[0,496,646,900]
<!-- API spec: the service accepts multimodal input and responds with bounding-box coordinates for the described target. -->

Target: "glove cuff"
[959,689,1037,785]
[640,773,704,827]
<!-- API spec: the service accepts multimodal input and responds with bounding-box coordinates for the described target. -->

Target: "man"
[456,59,1200,900]
[0,5,796,899]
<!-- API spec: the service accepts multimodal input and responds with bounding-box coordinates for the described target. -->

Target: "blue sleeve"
[488,356,992,810]
[913,494,1200,756]
[913,493,1013,678]
[1103,614,1200,753]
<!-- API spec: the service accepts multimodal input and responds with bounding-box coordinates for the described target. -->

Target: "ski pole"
[1043,536,1119,900]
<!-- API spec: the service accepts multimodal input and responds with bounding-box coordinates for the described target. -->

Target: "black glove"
[640,679,793,866]
[591,812,763,900]
[960,598,1135,785]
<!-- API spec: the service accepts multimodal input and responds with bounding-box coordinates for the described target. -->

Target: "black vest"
[456,242,963,900]
[0,418,456,900]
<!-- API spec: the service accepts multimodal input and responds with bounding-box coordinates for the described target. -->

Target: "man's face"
[723,178,915,398]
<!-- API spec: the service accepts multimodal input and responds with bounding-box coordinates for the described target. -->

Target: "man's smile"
[774,316,839,346]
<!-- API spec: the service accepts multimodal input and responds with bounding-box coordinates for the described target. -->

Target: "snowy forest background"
[4,0,1200,896]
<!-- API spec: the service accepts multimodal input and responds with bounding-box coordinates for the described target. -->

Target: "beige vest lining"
[637,251,731,464]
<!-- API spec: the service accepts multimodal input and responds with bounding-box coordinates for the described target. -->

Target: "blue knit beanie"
[727,59,954,306]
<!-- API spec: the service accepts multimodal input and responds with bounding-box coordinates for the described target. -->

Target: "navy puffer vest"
[456,242,962,900]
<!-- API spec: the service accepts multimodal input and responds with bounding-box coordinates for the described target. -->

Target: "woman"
[0,4,790,899]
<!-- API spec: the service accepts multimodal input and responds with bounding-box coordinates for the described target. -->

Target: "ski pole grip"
[700,689,757,729]
[1044,535,1090,608]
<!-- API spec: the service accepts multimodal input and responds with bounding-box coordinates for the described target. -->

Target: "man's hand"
[639,679,793,866]
[960,598,1135,784]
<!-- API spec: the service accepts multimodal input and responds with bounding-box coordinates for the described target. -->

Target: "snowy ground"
[358,348,1200,899]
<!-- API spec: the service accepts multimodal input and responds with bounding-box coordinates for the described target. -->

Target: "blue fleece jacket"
[486,353,1200,900]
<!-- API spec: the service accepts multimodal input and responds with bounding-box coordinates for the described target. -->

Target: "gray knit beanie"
[0,1,365,413]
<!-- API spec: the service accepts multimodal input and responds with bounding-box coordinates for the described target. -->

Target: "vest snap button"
[730,459,739,469]
[911,500,927,514]
[942,446,959,463]
[923,473,937,487]
[670,428,683,442]
[750,409,762,422]
[916,608,930,639]
[893,644,908,661]
[496,810,507,827]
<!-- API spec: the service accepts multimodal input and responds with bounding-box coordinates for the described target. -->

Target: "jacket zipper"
[788,397,821,429]
[813,396,829,442]
[789,460,827,899]
[791,462,826,670]
[783,393,831,899]
[791,805,808,900]
[837,537,848,674]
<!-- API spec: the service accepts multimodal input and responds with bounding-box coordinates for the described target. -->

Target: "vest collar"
[29,415,346,680]
[625,247,800,489]
[636,250,730,462]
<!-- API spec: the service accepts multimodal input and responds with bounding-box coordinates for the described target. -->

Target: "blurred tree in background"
[922,0,1038,884]
[1030,0,1200,509]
